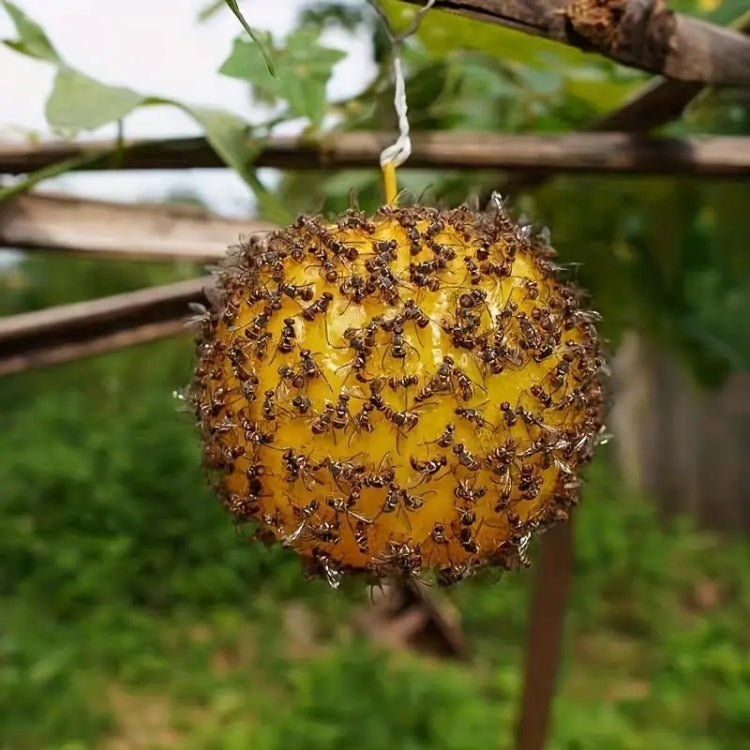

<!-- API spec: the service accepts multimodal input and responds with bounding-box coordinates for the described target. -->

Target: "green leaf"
[177,104,260,180]
[282,27,346,79]
[282,76,329,126]
[1,0,62,62]
[197,0,224,22]
[219,34,278,92]
[220,28,345,127]
[222,0,276,76]
[45,68,146,132]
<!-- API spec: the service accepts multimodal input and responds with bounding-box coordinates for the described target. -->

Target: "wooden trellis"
[1,2,749,749]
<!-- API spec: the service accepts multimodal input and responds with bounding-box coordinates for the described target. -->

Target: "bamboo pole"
[0,192,273,262]
[1,132,749,178]
[0,277,208,376]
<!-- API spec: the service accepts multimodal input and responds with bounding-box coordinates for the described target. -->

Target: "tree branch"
[401,0,750,85]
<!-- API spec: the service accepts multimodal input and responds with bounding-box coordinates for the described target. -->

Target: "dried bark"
[402,0,750,84]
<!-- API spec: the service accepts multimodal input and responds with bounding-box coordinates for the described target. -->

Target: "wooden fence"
[612,333,750,532]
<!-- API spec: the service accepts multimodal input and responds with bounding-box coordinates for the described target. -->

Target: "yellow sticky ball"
[189,199,605,587]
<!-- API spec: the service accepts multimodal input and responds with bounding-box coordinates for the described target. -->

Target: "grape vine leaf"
[220,27,346,128]
[1,0,61,62]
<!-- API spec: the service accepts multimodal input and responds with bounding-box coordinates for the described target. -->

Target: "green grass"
[1,332,749,750]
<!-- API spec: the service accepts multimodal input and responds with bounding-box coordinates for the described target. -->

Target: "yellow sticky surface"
[192,206,603,582]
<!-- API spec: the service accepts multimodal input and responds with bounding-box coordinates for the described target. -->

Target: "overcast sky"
[0,0,375,216]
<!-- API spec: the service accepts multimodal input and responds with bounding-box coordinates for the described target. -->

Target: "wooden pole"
[0,277,209,376]
[515,522,575,750]
[1,133,749,178]
[0,192,273,262]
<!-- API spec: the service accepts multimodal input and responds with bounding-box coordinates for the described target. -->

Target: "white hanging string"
[366,0,436,169]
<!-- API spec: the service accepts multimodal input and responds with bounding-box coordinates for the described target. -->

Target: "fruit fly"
[281,449,319,490]
[434,423,455,448]
[500,401,517,427]
[224,492,260,521]
[291,395,312,415]
[402,299,431,329]
[544,358,570,394]
[350,402,375,438]
[409,455,447,485]
[374,539,423,575]
[253,332,272,361]
[387,375,419,391]
[518,313,542,350]
[431,522,448,544]
[279,281,314,302]
[261,389,277,421]
[332,393,352,430]
[361,462,396,488]
[300,349,331,391]
[239,373,260,402]
[277,364,305,394]
[529,384,553,409]
[371,267,402,306]
[463,256,481,284]
[383,406,420,434]
[282,500,319,547]
[243,306,273,340]
[518,463,543,500]
[340,274,370,305]
[454,406,492,430]
[340,320,378,381]
[453,443,481,470]
[354,520,370,554]
[316,455,366,492]
[379,484,425,527]
[454,480,487,504]
[325,495,372,530]
[277,318,297,354]
[458,526,480,554]
[302,291,334,321]
[457,288,487,310]
[414,356,454,402]
[310,403,335,437]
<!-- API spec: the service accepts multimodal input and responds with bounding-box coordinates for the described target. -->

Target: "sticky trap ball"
[188,199,606,587]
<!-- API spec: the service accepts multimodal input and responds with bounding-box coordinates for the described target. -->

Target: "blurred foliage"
[1,255,750,750]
